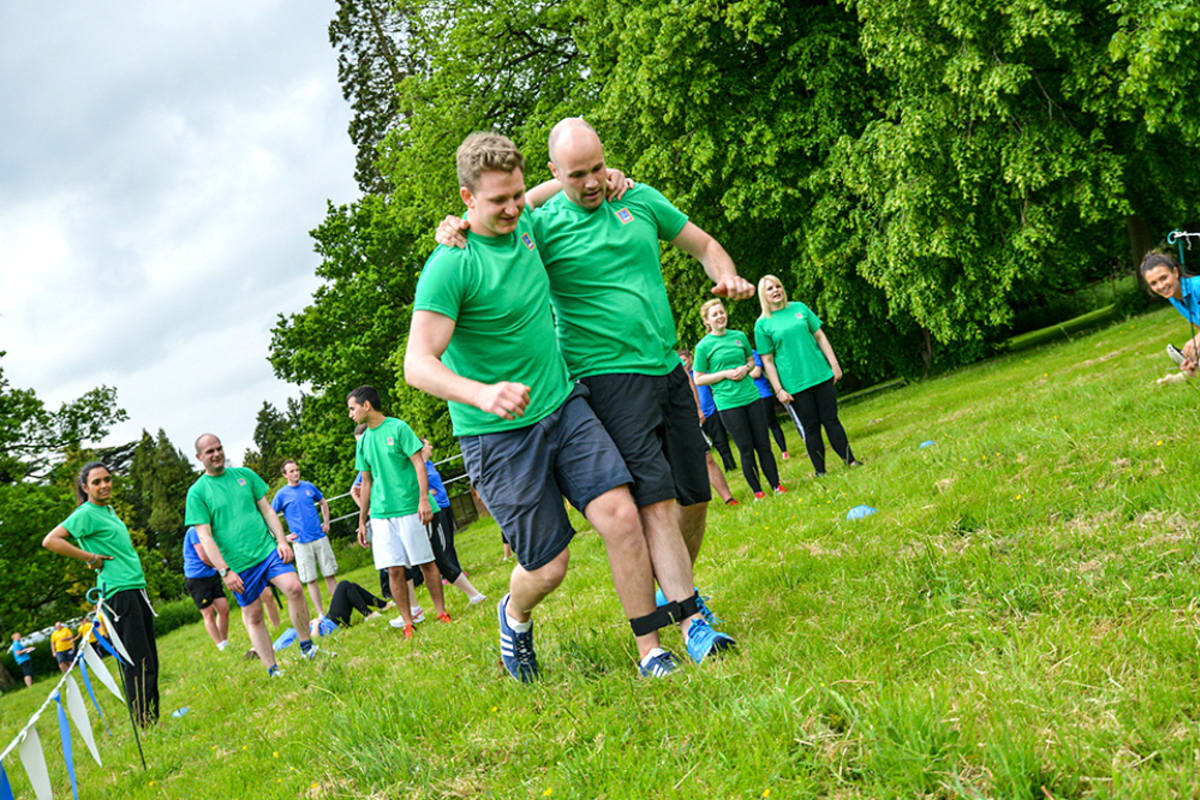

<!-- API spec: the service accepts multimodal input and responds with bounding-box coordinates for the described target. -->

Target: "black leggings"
[108,589,159,727]
[792,378,855,474]
[757,396,788,454]
[405,506,462,585]
[701,414,737,471]
[719,400,781,493]
[328,581,387,626]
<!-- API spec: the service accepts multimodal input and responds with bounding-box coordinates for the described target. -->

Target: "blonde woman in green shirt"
[43,461,158,726]
[754,275,859,477]
[693,299,783,499]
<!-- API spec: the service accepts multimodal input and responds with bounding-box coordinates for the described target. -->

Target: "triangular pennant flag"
[82,641,123,702]
[0,762,15,800]
[91,632,125,665]
[54,692,79,800]
[76,654,111,736]
[96,608,131,664]
[18,725,52,800]
[64,675,101,766]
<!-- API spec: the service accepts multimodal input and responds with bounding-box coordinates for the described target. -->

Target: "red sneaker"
[437,612,452,623]
[782,451,790,459]
[774,485,787,495]
[754,491,766,500]
[403,624,414,639]
[724,497,740,506]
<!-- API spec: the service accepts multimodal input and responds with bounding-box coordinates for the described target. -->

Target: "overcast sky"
[0,2,359,466]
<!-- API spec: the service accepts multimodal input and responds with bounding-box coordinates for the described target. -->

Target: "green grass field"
[3,305,1199,799]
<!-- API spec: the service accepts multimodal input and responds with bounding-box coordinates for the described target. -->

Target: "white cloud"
[0,0,359,464]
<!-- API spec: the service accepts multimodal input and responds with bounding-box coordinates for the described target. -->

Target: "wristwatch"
[218,567,230,577]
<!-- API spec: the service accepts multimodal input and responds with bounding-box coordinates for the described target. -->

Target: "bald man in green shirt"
[437,119,754,625]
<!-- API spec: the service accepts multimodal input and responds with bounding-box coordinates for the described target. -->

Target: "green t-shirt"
[693,330,761,410]
[530,184,689,379]
[753,301,833,394]
[184,467,276,573]
[413,212,573,436]
[60,502,146,595]
[354,417,424,519]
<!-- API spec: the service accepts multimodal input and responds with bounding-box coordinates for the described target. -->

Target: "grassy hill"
[3,305,1199,799]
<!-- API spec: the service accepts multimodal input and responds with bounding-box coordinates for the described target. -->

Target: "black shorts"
[461,385,632,571]
[20,660,33,677]
[581,365,711,507]
[55,649,74,664]
[186,574,225,610]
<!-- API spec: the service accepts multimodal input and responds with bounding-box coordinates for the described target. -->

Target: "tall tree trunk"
[1126,213,1155,273]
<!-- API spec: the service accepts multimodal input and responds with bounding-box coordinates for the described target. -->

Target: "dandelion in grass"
[762,791,771,798]
[1157,440,1164,446]
[544,788,553,796]
[1015,494,1023,500]
[273,751,280,758]
[491,706,498,712]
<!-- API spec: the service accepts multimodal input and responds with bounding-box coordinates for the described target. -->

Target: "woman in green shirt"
[693,299,783,499]
[43,461,158,726]
[754,275,859,477]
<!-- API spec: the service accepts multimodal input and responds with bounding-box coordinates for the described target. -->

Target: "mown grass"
[3,305,1199,799]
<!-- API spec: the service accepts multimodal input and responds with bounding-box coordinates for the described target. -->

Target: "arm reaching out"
[670,222,754,300]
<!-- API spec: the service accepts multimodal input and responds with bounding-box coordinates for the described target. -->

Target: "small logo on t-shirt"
[616,208,634,224]
[386,437,394,446]
[521,232,535,250]
[237,477,247,486]
[305,489,313,497]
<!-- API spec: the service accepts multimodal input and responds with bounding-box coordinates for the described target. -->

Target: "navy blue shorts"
[231,549,295,608]
[580,365,712,508]
[460,385,632,571]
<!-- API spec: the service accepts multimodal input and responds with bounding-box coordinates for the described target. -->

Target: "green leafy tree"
[242,400,302,482]
[0,353,128,482]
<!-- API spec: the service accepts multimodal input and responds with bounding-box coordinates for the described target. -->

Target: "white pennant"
[18,725,52,800]
[64,674,101,767]
[96,608,132,664]
[81,642,123,702]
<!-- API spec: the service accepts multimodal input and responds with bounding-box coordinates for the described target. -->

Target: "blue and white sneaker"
[685,619,736,664]
[497,594,539,682]
[638,648,680,678]
[655,587,722,628]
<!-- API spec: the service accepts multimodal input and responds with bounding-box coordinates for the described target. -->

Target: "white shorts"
[293,537,338,583]
[369,514,434,570]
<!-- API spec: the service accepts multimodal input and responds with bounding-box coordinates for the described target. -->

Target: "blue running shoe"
[686,619,736,664]
[497,594,539,682]
[656,587,722,628]
[638,648,680,678]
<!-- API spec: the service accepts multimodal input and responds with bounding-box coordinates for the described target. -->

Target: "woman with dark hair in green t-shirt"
[754,274,859,477]
[693,299,783,499]
[43,461,158,726]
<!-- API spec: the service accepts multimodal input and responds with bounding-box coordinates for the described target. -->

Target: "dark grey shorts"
[580,365,712,508]
[460,385,632,571]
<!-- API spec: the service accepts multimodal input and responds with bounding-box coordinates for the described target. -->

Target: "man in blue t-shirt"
[183,526,231,650]
[272,461,337,619]
[9,632,35,688]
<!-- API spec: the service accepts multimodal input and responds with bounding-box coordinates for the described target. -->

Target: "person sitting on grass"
[323,580,390,628]
[1140,251,1200,377]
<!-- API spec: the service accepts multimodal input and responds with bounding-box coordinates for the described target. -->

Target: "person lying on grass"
[1141,251,1200,377]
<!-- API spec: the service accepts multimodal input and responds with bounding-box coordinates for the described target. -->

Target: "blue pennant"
[0,762,14,800]
[54,691,80,800]
[78,658,112,736]
[93,633,127,665]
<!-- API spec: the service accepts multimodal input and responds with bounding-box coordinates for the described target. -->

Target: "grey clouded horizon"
[1,2,361,467]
